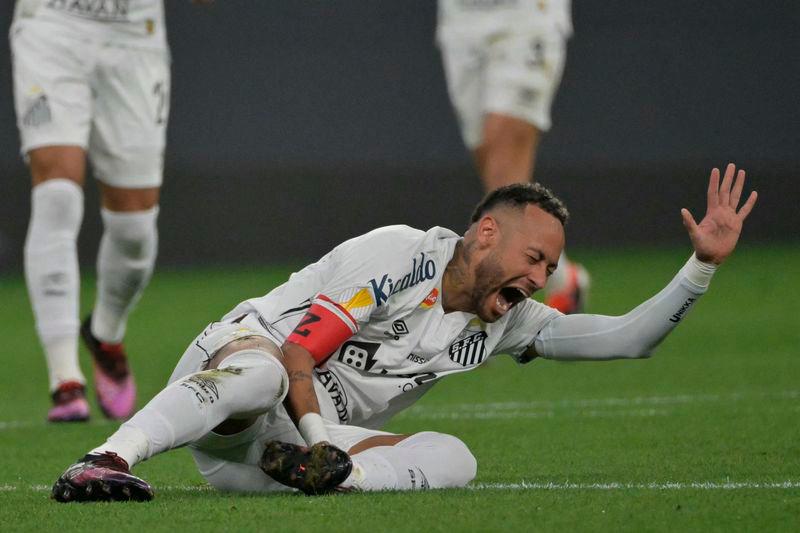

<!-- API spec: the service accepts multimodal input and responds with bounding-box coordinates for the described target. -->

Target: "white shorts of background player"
[11,18,170,188]
[437,24,568,150]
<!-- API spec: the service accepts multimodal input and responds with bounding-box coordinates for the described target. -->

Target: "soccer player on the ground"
[10,0,206,422]
[52,165,756,501]
[436,0,588,313]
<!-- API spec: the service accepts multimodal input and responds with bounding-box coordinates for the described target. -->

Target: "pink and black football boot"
[80,316,136,420]
[47,381,90,423]
[52,451,153,502]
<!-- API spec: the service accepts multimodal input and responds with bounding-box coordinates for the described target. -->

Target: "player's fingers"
[719,163,735,206]
[737,190,758,220]
[707,167,720,207]
[730,169,746,207]
[681,208,698,234]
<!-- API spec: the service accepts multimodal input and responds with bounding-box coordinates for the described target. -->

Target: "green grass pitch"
[1,245,798,531]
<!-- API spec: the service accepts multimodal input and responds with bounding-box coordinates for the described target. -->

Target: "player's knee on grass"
[347,431,477,490]
[399,431,477,487]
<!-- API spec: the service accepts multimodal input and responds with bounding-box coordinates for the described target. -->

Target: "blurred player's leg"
[439,6,586,313]
[472,114,589,313]
[12,16,94,420]
[81,42,170,419]
[474,113,541,192]
[82,186,160,420]
[472,116,590,312]
[93,186,160,344]
[24,148,90,422]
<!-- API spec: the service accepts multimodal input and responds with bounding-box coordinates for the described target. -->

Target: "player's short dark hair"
[470,182,569,226]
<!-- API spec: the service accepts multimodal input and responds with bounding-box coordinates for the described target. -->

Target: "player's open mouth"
[496,286,528,314]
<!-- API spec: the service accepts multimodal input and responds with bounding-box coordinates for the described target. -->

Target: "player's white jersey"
[13,0,167,47]
[225,225,561,430]
[437,0,572,41]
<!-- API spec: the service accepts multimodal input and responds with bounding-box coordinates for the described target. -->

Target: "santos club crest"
[448,331,488,367]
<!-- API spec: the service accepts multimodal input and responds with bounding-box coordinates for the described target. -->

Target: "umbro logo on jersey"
[449,331,488,367]
[369,253,437,307]
[384,320,409,340]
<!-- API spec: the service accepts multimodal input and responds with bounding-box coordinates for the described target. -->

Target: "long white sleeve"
[533,254,717,361]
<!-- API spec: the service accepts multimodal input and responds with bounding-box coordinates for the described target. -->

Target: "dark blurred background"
[1,1,798,272]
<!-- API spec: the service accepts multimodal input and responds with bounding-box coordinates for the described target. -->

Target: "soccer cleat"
[80,315,136,420]
[544,261,590,315]
[260,441,353,495]
[47,381,90,423]
[52,451,154,503]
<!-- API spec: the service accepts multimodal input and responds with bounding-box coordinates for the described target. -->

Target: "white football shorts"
[170,316,395,492]
[439,28,568,148]
[10,19,170,188]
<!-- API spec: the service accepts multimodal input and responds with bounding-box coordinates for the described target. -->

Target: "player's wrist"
[298,412,330,446]
[682,253,717,288]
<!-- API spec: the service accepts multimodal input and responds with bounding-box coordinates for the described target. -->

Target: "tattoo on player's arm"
[287,370,312,383]
[284,369,321,420]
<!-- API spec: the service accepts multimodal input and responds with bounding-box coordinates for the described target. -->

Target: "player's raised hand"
[681,163,757,265]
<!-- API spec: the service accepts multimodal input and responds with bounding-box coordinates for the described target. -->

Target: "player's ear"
[476,215,499,247]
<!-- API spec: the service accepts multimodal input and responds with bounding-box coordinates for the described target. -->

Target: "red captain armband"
[286,294,358,365]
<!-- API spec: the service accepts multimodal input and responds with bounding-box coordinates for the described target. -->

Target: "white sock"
[91,206,159,343]
[24,179,85,391]
[344,432,477,491]
[90,350,288,466]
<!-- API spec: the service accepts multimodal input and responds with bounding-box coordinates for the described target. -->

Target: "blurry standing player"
[9,0,197,422]
[437,0,588,313]
[51,165,756,501]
